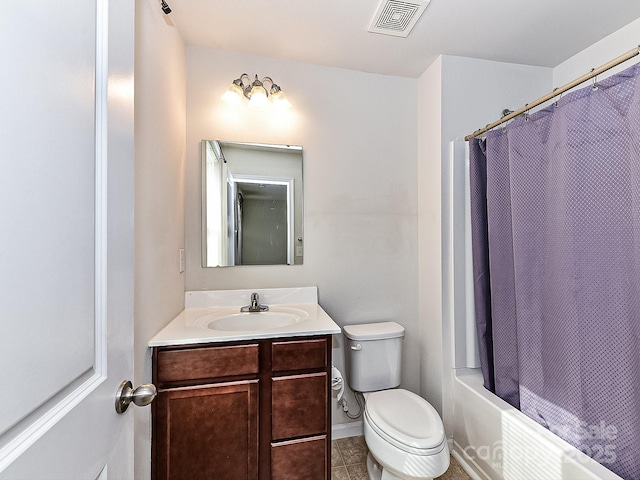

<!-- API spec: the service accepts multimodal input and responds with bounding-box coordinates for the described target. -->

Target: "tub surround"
[148,287,340,346]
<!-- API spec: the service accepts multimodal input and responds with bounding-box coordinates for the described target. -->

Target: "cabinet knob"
[115,380,157,414]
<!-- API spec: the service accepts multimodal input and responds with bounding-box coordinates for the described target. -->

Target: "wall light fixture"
[160,0,171,14]
[221,74,291,110]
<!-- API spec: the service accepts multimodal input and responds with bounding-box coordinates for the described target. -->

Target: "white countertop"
[148,287,341,347]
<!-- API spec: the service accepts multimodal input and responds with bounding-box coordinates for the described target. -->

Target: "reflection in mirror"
[202,140,303,267]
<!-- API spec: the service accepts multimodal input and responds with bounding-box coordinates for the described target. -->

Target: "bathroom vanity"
[148,288,340,480]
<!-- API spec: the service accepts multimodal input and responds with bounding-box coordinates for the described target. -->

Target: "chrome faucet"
[240,292,269,313]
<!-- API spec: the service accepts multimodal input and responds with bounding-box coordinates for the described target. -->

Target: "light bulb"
[249,85,269,109]
[221,82,244,106]
[270,89,291,110]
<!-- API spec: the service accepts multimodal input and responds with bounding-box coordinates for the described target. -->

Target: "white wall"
[554,17,640,84]
[419,55,551,434]
[417,57,443,415]
[185,47,420,425]
[133,2,186,478]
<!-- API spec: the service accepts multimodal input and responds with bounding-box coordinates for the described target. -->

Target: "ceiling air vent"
[368,0,430,38]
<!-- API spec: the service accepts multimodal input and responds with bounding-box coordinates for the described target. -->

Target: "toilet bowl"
[343,322,449,480]
[363,389,449,480]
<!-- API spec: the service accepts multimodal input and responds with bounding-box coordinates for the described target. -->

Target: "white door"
[0,1,135,479]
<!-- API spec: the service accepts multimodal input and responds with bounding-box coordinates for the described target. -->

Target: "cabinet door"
[155,381,259,480]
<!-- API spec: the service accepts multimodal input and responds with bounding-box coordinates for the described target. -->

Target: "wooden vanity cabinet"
[152,335,331,480]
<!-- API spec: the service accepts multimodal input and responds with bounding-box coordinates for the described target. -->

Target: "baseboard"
[331,421,363,440]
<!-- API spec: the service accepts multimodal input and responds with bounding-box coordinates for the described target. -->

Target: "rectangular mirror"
[202,140,303,267]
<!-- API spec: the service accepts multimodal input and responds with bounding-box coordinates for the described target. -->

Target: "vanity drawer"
[271,372,328,440]
[156,344,259,384]
[271,435,327,480]
[272,338,327,372]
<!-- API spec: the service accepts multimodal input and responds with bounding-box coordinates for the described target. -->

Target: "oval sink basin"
[203,308,309,331]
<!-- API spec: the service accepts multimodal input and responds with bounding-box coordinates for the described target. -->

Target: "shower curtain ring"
[591,68,599,91]
[554,88,563,107]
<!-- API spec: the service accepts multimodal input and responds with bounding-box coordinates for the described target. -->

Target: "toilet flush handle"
[350,343,362,351]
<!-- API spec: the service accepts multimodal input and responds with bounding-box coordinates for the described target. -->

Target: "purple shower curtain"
[469,62,640,480]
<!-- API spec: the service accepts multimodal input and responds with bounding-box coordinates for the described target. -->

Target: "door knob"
[115,380,157,414]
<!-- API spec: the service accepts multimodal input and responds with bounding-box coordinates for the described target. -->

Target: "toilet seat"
[364,389,446,455]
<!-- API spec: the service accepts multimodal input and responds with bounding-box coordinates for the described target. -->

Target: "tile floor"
[331,436,472,480]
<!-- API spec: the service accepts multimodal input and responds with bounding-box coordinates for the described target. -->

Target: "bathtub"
[451,369,624,480]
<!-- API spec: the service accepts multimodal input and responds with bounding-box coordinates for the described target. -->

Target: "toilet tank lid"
[343,322,405,340]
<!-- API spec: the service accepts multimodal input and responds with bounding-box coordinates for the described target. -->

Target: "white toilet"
[343,322,449,480]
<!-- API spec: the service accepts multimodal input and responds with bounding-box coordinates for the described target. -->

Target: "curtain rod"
[465,45,640,141]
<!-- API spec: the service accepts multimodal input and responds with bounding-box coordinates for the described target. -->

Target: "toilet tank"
[343,322,405,392]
